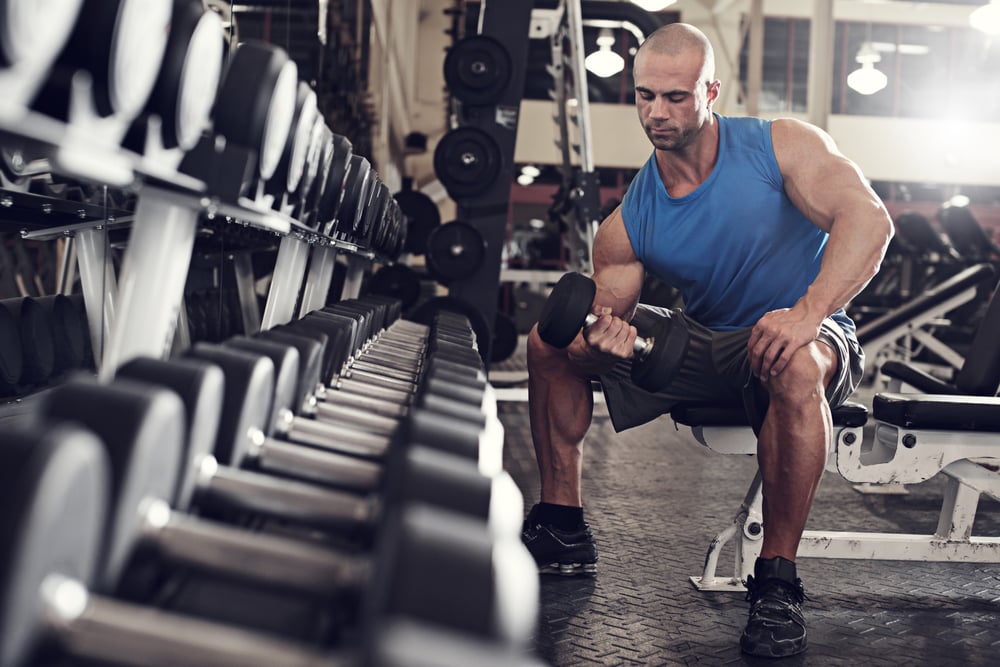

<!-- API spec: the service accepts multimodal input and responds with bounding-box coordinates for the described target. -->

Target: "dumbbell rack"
[2,51,398,384]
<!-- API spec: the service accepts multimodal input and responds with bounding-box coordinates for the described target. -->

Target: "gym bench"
[671,394,1000,592]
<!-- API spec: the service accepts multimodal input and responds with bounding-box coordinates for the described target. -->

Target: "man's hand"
[748,306,822,379]
[567,307,638,367]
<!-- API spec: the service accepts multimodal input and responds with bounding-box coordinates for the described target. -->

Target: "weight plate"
[338,155,371,237]
[410,296,490,362]
[41,379,185,592]
[369,264,422,310]
[433,127,502,201]
[317,134,354,230]
[109,0,173,119]
[444,34,511,106]
[214,41,297,181]
[490,313,519,363]
[35,294,86,373]
[425,221,485,284]
[146,2,224,150]
[394,188,441,256]
[0,0,83,68]
[537,272,596,348]
[0,423,109,667]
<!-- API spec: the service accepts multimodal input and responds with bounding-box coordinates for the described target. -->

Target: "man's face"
[633,49,718,152]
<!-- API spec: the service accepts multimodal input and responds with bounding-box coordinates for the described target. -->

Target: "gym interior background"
[1,0,1000,666]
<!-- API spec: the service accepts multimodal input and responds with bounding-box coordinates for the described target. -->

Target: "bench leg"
[690,471,763,592]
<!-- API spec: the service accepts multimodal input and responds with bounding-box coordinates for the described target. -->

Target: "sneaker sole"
[539,562,597,576]
[740,635,807,658]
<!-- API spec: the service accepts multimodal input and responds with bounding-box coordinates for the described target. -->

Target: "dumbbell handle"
[582,313,652,357]
[43,575,344,667]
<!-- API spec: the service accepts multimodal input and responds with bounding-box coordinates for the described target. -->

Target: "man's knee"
[766,342,836,400]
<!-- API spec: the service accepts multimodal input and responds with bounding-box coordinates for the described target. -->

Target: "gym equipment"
[35,294,87,373]
[0,422,539,667]
[0,296,55,387]
[212,39,298,183]
[433,127,502,200]
[267,81,319,201]
[34,377,535,643]
[114,354,521,540]
[184,337,503,489]
[131,0,224,152]
[317,134,354,235]
[537,272,689,392]
[34,0,173,121]
[426,221,486,284]
[394,182,441,256]
[444,34,512,106]
[368,264,423,310]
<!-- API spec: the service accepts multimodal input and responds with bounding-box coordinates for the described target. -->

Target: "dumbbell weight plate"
[338,155,372,237]
[0,423,109,667]
[268,81,318,196]
[145,1,224,151]
[317,134,353,234]
[368,265,422,311]
[395,187,440,256]
[443,34,512,106]
[425,221,485,284]
[410,297,489,359]
[491,313,518,364]
[0,0,84,68]
[537,272,596,348]
[433,127,501,200]
[213,40,298,182]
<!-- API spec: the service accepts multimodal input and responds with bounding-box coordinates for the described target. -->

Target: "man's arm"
[748,118,894,378]
[567,206,646,366]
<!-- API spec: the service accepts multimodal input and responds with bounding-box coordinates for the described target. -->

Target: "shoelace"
[745,575,807,605]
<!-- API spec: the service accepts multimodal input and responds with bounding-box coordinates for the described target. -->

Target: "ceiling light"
[584,29,625,78]
[630,0,677,11]
[521,165,541,178]
[516,173,535,186]
[847,42,888,96]
[948,194,971,208]
[970,1,1000,35]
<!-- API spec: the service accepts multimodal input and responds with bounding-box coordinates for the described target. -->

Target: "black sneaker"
[521,506,597,576]
[740,557,807,658]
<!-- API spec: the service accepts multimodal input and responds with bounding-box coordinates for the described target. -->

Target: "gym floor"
[493,347,1000,667]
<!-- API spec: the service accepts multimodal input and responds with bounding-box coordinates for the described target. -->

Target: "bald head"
[636,23,715,83]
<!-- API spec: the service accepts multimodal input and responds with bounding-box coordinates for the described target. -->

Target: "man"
[522,23,893,658]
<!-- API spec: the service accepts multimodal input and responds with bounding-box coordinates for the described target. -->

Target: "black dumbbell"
[182,342,505,497]
[114,354,522,540]
[537,272,690,391]
[0,421,541,667]
[33,377,536,643]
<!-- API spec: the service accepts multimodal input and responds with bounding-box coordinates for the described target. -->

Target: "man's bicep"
[591,206,645,318]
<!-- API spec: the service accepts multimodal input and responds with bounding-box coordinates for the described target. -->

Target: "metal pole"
[260,236,311,330]
[565,0,595,174]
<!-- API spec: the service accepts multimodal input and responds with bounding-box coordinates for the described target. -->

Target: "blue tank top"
[621,114,855,340]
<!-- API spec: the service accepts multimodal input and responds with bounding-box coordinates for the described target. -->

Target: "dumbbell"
[124,0,224,154]
[538,272,690,391]
[33,377,537,643]
[258,330,505,475]
[115,354,522,541]
[183,342,504,499]
[0,422,542,667]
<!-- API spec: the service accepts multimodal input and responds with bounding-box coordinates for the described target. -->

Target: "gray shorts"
[598,306,866,432]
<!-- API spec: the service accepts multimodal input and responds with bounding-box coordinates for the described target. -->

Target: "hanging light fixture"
[970,1,1000,35]
[584,28,625,78]
[847,41,888,96]
[630,0,678,11]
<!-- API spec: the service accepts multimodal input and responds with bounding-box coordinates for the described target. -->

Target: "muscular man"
[522,23,893,658]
